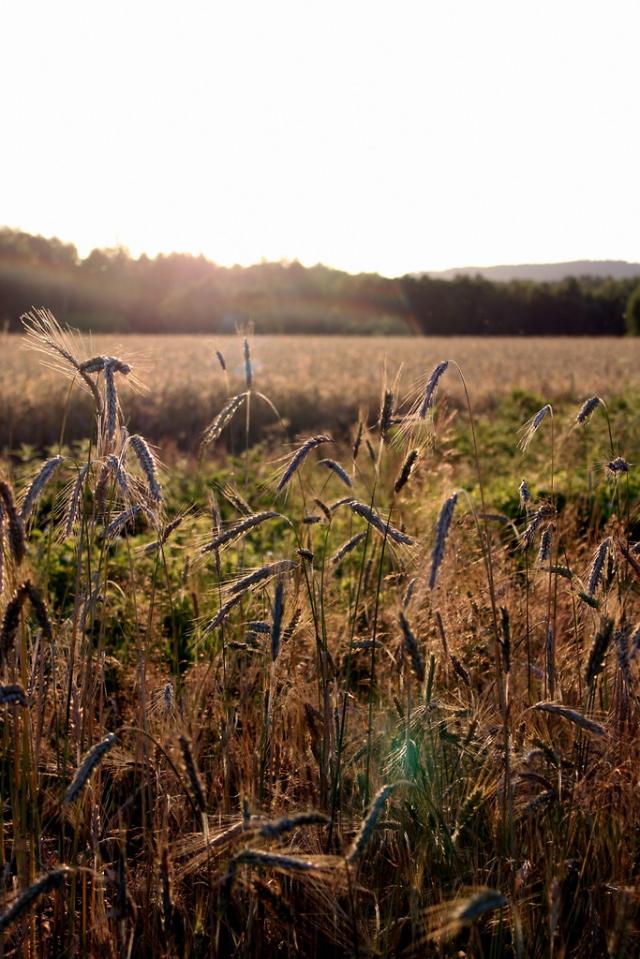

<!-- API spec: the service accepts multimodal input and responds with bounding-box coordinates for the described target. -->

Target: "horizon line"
[2,224,640,280]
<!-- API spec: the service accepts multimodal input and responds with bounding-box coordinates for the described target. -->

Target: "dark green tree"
[624,284,640,334]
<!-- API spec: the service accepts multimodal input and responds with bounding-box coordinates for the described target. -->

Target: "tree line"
[1,227,639,335]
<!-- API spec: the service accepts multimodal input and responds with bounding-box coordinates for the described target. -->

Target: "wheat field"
[2,331,640,451]
[0,313,639,957]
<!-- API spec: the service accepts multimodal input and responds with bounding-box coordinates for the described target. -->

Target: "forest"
[1,227,639,335]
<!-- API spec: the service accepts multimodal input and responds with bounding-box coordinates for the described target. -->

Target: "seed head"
[349,501,415,547]
[576,395,602,424]
[63,734,118,804]
[352,420,364,461]
[379,390,394,434]
[0,867,73,934]
[201,393,247,449]
[243,338,253,390]
[521,503,555,550]
[0,480,26,565]
[347,784,397,865]
[0,683,27,706]
[201,511,280,554]
[429,492,458,588]
[129,435,162,502]
[318,458,352,488]
[331,531,367,566]
[276,436,332,493]
[519,404,552,452]
[586,617,614,687]
[20,455,64,522]
[418,361,448,418]
[63,464,89,538]
[270,577,285,662]
[586,537,610,596]
[607,457,629,476]
[394,450,419,493]
[224,560,297,599]
[399,613,425,683]
[538,526,553,564]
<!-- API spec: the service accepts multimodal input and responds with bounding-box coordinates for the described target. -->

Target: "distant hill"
[427,261,640,283]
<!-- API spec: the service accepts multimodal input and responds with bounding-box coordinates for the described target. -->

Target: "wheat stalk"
[62,464,89,538]
[63,734,118,803]
[203,594,244,632]
[258,811,328,839]
[330,531,367,565]
[270,576,285,662]
[20,455,64,522]
[378,389,394,434]
[532,702,606,736]
[144,515,184,555]
[0,683,28,706]
[243,337,253,390]
[105,505,143,539]
[224,560,297,598]
[0,509,4,596]
[0,867,73,934]
[346,783,397,864]
[576,395,602,424]
[394,449,419,493]
[429,492,458,588]
[607,456,630,476]
[586,617,614,687]
[418,361,448,418]
[399,613,425,682]
[521,503,555,550]
[519,404,552,452]
[586,537,610,595]
[103,360,119,442]
[318,458,352,488]
[0,480,25,566]
[276,435,332,492]
[129,434,162,502]
[178,735,207,813]
[0,583,29,662]
[200,511,280,554]
[21,308,103,414]
[348,501,414,547]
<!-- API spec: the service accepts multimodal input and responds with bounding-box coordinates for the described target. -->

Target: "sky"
[1,0,639,277]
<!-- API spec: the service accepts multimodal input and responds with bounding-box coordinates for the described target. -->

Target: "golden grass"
[1,317,639,956]
[2,332,640,450]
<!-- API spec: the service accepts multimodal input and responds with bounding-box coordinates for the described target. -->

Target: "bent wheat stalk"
[63,734,118,804]
[276,435,332,493]
[201,511,281,554]
[0,867,73,934]
[348,501,414,547]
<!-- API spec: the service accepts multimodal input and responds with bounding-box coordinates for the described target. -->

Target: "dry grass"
[0,315,639,957]
[2,331,640,450]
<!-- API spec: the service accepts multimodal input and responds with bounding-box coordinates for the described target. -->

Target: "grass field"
[0,313,639,957]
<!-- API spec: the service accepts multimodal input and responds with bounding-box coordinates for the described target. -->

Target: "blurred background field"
[3,332,640,452]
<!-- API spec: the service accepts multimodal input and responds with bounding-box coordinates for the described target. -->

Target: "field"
[2,331,640,450]
[0,313,639,957]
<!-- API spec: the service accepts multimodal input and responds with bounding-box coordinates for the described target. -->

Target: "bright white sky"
[1,0,638,276]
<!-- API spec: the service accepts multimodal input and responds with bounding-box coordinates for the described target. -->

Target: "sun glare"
[1,0,639,274]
